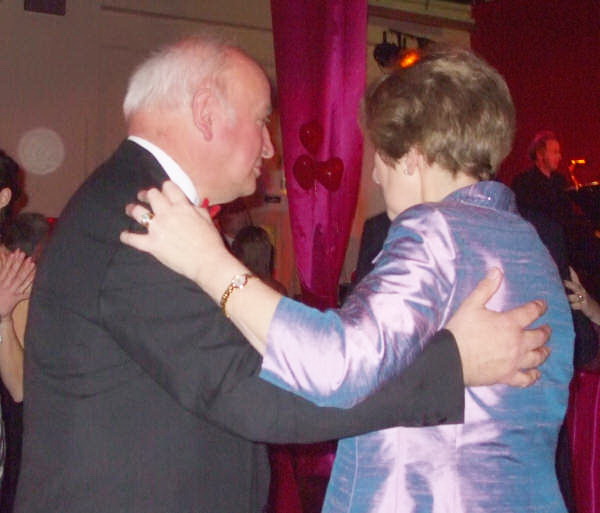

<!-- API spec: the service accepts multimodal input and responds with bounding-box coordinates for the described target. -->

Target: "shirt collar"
[128,136,200,206]
[444,180,517,213]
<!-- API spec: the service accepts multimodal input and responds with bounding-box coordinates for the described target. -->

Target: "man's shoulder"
[361,212,391,242]
[62,141,166,219]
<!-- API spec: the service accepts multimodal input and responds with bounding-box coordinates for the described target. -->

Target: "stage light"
[398,48,421,68]
[373,31,426,72]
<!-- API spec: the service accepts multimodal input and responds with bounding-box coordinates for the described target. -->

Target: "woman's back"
[322,181,572,513]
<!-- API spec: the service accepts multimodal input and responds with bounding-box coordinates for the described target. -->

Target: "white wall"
[1,0,275,217]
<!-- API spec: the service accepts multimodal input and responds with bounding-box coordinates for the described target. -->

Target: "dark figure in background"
[0,213,51,513]
[512,131,600,297]
[353,212,391,286]
[231,225,287,295]
[4,214,52,262]
[0,153,37,513]
[217,198,252,247]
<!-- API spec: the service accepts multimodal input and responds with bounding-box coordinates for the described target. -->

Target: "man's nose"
[262,127,275,159]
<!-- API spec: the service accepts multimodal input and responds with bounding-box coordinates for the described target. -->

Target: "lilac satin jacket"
[261,181,573,513]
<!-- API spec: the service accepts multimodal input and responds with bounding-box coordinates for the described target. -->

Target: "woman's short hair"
[363,47,515,180]
[123,33,232,121]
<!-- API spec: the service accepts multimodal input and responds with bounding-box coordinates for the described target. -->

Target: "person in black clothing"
[512,130,600,297]
[352,212,391,286]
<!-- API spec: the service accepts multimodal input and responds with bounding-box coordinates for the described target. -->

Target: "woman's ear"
[0,188,12,209]
[405,148,426,176]
[191,88,214,141]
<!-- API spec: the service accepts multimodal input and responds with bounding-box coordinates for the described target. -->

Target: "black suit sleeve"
[100,243,464,444]
[353,213,391,286]
[207,329,464,443]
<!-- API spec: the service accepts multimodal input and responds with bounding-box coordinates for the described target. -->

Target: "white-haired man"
[16,34,548,513]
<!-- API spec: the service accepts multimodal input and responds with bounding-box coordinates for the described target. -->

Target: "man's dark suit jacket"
[16,141,464,513]
[353,212,391,285]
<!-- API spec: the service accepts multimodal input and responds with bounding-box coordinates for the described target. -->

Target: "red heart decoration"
[299,121,324,155]
[293,154,316,190]
[315,157,344,191]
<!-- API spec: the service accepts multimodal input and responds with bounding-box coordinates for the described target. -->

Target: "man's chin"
[241,182,258,198]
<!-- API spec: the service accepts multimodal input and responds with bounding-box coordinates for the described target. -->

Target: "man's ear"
[0,188,12,210]
[191,88,214,141]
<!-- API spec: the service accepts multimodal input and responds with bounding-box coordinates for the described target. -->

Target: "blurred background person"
[0,151,36,509]
[512,131,600,298]
[0,212,51,513]
[232,225,287,295]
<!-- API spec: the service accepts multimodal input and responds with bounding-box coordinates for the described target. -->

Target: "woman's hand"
[121,180,280,354]
[564,267,600,325]
[120,181,243,302]
[0,250,36,319]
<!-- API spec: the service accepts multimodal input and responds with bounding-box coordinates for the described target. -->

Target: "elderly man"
[16,34,548,513]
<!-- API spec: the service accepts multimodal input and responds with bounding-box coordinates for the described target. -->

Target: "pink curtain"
[268,3,366,511]
[567,370,600,513]
[271,0,367,309]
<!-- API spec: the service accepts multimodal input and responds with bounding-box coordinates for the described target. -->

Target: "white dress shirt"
[128,135,200,206]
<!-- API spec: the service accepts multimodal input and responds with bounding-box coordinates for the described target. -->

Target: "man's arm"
[205,329,464,443]
[102,242,549,444]
[100,244,463,444]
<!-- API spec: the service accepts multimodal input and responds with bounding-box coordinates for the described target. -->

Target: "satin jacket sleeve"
[261,207,456,408]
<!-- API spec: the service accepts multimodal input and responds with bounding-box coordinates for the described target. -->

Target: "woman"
[122,49,572,512]
[0,152,34,400]
[0,151,35,497]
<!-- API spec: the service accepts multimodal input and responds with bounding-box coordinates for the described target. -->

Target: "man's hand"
[446,268,551,388]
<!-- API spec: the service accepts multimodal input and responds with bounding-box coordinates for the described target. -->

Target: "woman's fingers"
[119,231,151,253]
[14,257,36,295]
[162,180,189,202]
[125,203,154,227]
[568,266,581,285]
[0,251,27,289]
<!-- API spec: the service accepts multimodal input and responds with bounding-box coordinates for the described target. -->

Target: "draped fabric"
[270,0,367,309]
[567,370,600,513]
[471,0,600,187]
[268,3,367,511]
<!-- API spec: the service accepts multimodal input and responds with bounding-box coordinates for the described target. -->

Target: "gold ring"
[576,294,584,303]
[140,211,154,228]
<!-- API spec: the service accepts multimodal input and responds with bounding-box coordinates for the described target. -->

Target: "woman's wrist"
[196,249,249,305]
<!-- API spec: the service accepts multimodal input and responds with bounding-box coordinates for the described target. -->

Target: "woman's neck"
[422,163,479,203]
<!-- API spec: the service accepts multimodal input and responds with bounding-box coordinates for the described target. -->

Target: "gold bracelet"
[220,273,255,318]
